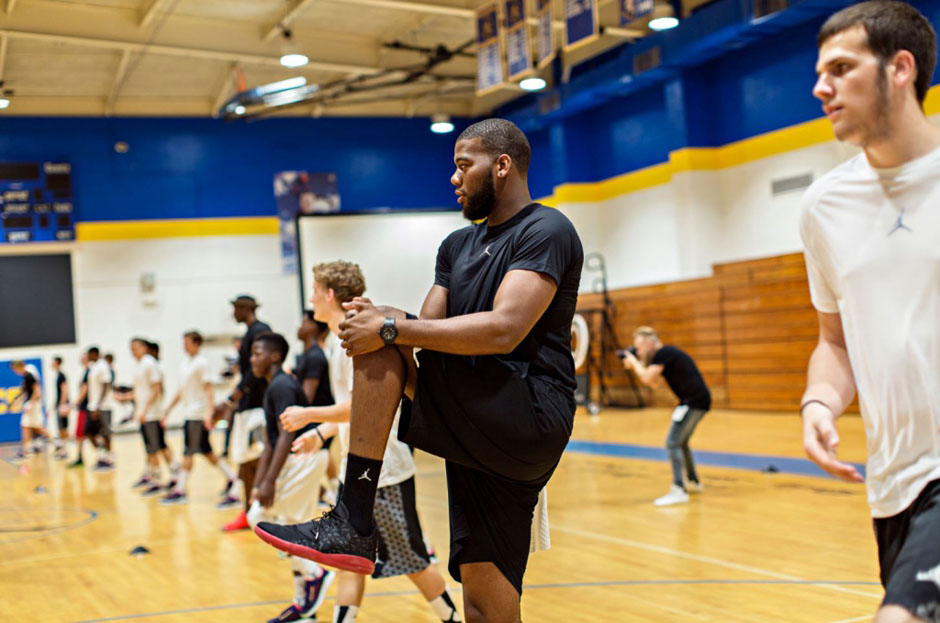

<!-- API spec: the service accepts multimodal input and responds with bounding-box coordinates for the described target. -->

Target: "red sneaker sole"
[253,526,375,575]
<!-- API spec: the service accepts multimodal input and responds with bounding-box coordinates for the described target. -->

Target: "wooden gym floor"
[1,408,880,623]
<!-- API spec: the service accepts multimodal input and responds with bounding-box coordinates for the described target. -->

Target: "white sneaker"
[654,485,689,506]
[686,480,704,494]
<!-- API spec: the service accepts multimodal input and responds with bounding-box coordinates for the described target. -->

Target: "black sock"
[340,453,383,536]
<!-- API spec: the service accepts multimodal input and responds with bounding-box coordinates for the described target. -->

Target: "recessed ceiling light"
[430,114,454,134]
[280,53,309,68]
[0,99,10,109]
[649,16,679,30]
[234,105,246,115]
[519,77,547,91]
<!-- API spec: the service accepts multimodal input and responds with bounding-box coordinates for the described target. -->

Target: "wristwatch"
[378,317,399,345]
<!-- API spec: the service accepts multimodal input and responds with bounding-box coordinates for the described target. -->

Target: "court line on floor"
[565,439,867,480]
[68,579,882,623]
[550,523,883,600]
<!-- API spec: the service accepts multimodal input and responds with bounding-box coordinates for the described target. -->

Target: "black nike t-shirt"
[21,369,38,401]
[78,368,90,410]
[652,345,711,411]
[434,203,583,397]
[262,369,313,449]
[294,345,334,407]
[237,320,271,411]
[55,371,67,406]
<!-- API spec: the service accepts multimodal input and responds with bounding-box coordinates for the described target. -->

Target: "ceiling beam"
[0,33,7,82]
[324,0,473,18]
[105,48,132,116]
[262,0,318,41]
[139,0,167,28]
[0,29,380,75]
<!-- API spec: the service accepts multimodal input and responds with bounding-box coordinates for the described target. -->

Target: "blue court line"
[565,440,867,480]
[69,579,880,622]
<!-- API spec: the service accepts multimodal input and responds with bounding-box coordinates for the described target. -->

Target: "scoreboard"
[0,162,75,244]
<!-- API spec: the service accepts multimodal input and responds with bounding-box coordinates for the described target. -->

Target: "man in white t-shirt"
[800,4,940,623]
[85,347,115,471]
[160,331,237,505]
[131,337,177,496]
[10,360,48,458]
[272,261,460,623]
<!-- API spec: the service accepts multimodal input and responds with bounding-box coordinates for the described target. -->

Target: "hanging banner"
[476,2,506,96]
[504,0,532,81]
[273,171,340,275]
[619,0,655,24]
[535,0,555,69]
[564,0,599,52]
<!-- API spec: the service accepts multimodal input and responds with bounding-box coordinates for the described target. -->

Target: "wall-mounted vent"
[771,173,813,196]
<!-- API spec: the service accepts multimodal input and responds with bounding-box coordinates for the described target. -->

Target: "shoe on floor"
[160,491,188,506]
[267,603,314,623]
[94,459,115,472]
[141,483,164,497]
[654,485,690,507]
[222,509,250,532]
[254,502,377,575]
[299,569,335,618]
[132,475,152,489]
[216,494,240,510]
[68,458,84,469]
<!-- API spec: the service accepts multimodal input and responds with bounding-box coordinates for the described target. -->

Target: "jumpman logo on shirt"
[358,469,372,482]
[888,211,912,235]
[916,563,940,591]
[483,244,492,257]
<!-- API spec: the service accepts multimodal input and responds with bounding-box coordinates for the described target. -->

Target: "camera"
[617,346,638,358]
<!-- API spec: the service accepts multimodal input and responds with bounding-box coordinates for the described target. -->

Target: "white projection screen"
[297,210,468,315]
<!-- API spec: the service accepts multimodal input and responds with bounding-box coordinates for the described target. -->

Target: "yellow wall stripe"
[76,216,280,241]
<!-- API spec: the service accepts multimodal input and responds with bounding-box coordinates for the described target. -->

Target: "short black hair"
[87,346,100,356]
[253,331,289,363]
[819,1,937,103]
[304,311,329,335]
[53,356,63,365]
[147,341,160,357]
[104,353,114,363]
[457,118,531,176]
[184,330,203,345]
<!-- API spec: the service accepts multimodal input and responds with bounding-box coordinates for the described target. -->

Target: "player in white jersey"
[130,338,177,495]
[10,360,49,458]
[85,347,115,470]
[160,331,236,505]
[801,4,940,622]
[276,261,460,623]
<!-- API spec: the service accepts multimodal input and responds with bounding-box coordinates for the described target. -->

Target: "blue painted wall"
[0,117,468,222]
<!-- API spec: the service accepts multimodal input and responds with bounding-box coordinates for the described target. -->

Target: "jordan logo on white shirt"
[358,469,372,482]
[888,211,912,235]
[915,563,940,591]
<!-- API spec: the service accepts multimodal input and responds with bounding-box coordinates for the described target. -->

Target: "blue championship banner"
[619,0,654,23]
[476,2,506,96]
[0,357,43,443]
[564,0,599,52]
[535,0,555,69]
[504,0,532,81]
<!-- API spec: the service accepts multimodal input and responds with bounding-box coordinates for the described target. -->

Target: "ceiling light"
[430,114,454,134]
[234,105,246,115]
[649,16,679,30]
[0,99,9,109]
[279,28,309,68]
[256,76,307,96]
[519,77,547,91]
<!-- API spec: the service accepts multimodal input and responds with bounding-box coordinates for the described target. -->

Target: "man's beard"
[838,63,893,145]
[462,172,496,221]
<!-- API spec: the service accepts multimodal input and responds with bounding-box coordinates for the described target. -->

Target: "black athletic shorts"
[875,478,940,622]
[184,420,213,456]
[400,350,574,594]
[84,410,111,437]
[140,421,167,455]
[57,413,69,433]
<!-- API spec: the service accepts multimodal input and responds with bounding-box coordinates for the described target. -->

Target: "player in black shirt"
[52,356,70,460]
[256,118,583,621]
[214,294,272,529]
[11,360,49,458]
[248,332,334,622]
[621,326,711,507]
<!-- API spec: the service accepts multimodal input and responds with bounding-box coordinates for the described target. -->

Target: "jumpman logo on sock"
[888,211,912,235]
[358,469,372,482]
[916,563,940,591]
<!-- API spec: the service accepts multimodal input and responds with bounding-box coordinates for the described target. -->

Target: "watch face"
[380,324,398,343]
